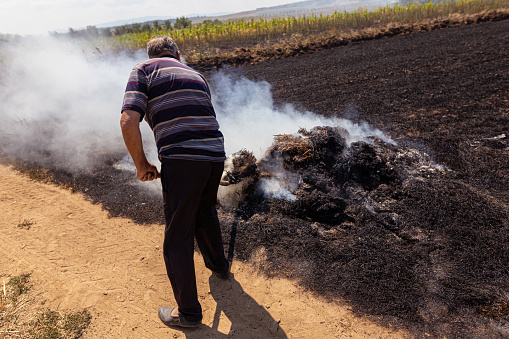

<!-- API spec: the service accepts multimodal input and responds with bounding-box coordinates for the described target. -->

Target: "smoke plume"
[0,36,151,171]
[211,73,394,159]
[0,36,394,199]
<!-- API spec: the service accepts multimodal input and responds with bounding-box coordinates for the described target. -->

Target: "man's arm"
[120,110,160,182]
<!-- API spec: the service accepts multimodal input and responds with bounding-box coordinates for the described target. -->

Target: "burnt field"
[4,19,508,338]
[231,19,509,337]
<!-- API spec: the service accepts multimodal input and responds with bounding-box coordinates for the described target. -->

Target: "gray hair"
[147,36,179,58]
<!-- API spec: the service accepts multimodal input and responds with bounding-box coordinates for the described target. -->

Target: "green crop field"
[80,0,509,61]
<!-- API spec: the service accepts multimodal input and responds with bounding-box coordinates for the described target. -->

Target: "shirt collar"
[157,54,177,60]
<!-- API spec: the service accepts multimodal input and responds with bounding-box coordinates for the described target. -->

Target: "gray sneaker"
[158,307,201,328]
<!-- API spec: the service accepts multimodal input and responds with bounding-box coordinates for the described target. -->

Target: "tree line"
[65,16,223,39]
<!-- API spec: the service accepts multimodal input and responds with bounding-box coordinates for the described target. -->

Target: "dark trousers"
[161,159,229,322]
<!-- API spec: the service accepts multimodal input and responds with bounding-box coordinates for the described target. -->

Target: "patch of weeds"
[17,219,34,230]
[6,273,31,303]
[63,309,92,338]
[30,309,91,339]
[31,310,61,339]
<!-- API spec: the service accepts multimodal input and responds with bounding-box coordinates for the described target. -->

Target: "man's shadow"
[183,273,288,338]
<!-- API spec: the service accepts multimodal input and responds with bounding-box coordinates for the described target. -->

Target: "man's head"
[147,36,180,59]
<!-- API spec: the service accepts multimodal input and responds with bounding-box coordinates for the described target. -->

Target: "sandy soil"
[0,164,410,338]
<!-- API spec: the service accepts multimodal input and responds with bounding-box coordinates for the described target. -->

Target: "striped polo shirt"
[122,55,225,162]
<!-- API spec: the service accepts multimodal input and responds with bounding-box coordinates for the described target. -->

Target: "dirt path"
[0,164,409,338]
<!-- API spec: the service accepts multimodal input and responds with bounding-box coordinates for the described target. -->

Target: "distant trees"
[101,27,113,37]
[174,17,192,29]
[201,19,223,26]
[0,33,21,42]
[112,25,127,35]
[131,23,142,33]
[397,0,446,4]
[67,25,107,38]
[85,25,99,37]
[65,16,196,39]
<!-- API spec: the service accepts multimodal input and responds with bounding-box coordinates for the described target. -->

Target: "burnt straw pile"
[220,127,509,337]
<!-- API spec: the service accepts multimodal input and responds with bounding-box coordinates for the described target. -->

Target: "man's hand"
[137,162,160,182]
[121,110,160,182]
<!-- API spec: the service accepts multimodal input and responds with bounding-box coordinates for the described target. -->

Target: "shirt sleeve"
[200,74,212,100]
[121,66,148,121]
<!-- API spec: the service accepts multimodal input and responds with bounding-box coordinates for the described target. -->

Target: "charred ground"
[229,19,509,338]
[3,19,508,338]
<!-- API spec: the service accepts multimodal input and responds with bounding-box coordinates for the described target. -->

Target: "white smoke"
[0,36,394,201]
[210,73,395,201]
[211,73,394,160]
[0,36,155,172]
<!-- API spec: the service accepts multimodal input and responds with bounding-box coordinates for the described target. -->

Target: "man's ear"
[176,51,181,61]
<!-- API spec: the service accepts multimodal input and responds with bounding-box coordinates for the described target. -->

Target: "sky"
[0,0,299,36]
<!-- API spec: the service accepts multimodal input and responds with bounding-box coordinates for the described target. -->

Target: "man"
[120,36,230,328]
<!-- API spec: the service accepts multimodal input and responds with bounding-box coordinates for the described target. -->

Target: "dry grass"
[272,134,314,164]
[0,275,91,339]
[29,309,91,339]
[223,150,259,185]
[5,275,31,303]
[0,274,33,338]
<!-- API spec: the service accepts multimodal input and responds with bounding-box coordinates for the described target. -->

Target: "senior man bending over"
[120,36,230,328]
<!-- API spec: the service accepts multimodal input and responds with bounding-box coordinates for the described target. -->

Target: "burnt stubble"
[233,19,509,337]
